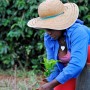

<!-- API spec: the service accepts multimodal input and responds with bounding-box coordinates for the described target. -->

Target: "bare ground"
[0,74,43,90]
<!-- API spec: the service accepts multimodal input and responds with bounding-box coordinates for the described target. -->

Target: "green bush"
[0,0,90,70]
[0,0,45,69]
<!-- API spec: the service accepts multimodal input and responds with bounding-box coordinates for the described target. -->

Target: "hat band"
[41,12,64,20]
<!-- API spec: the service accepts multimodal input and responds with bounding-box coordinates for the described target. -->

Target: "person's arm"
[44,33,61,82]
[55,26,89,84]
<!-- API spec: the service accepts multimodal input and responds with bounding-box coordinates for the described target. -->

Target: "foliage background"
[0,0,90,70]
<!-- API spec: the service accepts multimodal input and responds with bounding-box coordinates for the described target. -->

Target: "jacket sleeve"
[44,33,55,60]
[55,26,89,84]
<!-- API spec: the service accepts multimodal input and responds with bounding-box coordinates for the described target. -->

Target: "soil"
[0,74,44,90]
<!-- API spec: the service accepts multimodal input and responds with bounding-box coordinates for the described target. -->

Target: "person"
[27,0,90,90]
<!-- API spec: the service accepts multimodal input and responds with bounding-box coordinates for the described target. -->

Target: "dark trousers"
[76,64,90,90]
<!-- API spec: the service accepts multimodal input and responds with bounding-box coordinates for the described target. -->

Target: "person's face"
[45,29,62,40]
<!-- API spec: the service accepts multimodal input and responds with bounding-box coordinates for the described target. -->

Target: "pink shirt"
[58,51,71,64]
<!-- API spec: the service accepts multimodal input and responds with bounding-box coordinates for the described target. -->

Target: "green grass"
[0,68,43,90]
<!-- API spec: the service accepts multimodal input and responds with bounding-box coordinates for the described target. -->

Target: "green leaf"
[37,43,43,50]
[7,30,24,41]
[0,41,9,54]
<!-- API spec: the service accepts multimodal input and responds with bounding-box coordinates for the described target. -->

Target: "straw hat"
[27,0,79,30]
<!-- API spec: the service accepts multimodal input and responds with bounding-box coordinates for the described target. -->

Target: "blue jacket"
[44,19,90,84]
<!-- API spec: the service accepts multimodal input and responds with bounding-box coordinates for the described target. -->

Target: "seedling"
[43,58,58,77]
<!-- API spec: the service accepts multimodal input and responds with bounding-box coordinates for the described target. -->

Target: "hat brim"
[27,3,79,30]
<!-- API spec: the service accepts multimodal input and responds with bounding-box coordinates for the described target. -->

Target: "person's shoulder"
[44,33,51,41]
[68,19,89,34]
[66,21,90,41]
[44,33,56,48]
[44,33,55,41]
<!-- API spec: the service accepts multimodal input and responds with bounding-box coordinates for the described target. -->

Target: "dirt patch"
[0,74,43,90]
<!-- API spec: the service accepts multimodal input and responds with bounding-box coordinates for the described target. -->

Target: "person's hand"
[36,82,53,90]
[39,78,48,86]
[36,79,60,90]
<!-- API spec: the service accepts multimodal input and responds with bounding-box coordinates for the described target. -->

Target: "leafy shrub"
[0,0,45,69]
[0,0,90,70]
